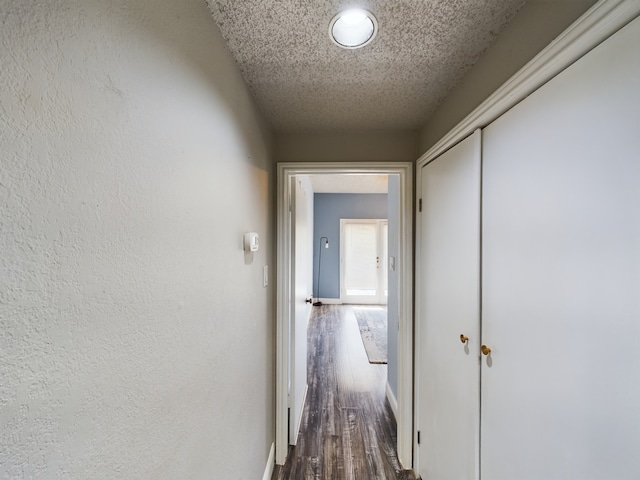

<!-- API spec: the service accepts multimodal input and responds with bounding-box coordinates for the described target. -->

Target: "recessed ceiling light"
[329,8,377,49]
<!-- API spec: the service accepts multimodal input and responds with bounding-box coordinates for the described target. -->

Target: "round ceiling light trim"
[329,8,378,49]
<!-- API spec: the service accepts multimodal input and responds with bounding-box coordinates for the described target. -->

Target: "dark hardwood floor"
[272,305,416,480]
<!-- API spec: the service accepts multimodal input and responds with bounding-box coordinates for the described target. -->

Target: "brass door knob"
[481,345,492,356]
[460,334,469,344]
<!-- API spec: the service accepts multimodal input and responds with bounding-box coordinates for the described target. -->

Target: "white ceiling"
[206,0,526,132]
[309,174,389,193]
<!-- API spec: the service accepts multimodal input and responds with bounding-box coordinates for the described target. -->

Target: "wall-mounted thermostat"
[244,232,259,252]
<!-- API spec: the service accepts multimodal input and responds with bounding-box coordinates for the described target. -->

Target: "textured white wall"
[0,0,274,478]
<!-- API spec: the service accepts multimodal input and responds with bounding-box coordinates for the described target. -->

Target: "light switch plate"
[389,256,396,271]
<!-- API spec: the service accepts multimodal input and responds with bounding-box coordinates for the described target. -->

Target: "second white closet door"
[481,15,640,480]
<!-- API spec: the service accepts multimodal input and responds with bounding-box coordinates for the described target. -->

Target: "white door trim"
[276,162,414,467]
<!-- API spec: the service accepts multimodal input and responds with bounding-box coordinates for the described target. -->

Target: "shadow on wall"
[110,0,272,164]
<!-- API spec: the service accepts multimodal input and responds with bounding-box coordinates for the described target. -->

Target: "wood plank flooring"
[272,305,416,480]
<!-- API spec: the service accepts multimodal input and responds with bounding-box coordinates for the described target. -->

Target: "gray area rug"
[352,306,387,364]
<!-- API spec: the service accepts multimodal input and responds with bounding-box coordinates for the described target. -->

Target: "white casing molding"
[276,162,414,467]
[416,0,640,170]
[262,443,275,480]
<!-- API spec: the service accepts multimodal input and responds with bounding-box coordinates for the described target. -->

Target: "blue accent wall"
[313,193,388,299]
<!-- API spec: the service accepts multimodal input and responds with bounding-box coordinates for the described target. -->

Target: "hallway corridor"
[272,305,415,480]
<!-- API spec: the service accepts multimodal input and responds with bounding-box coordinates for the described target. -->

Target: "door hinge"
[418,198,422,212]
[417,430,421,444]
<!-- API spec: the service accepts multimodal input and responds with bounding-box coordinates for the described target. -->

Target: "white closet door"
[481,16,640,480]
[417,130,481,480]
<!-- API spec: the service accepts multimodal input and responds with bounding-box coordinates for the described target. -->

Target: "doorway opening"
[275,162,413,468]
[272,304,404,479]
[341,219,388,304]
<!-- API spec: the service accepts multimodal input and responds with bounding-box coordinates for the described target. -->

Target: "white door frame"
[276,162,414,467]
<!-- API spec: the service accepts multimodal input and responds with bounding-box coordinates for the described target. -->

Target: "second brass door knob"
[481,344,492,356]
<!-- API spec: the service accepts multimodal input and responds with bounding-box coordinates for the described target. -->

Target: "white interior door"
[289,177,313,444]
[481,16,640,480]
[341,219,388,305]
[416,131,481,479]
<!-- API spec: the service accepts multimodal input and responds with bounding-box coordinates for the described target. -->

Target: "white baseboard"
[386,381,398,420]
[290,384,308,445]
[262,442,275,480]
[317,298,342,305]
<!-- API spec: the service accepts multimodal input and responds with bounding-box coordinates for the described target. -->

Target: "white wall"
[0,0,274,478]
[419,0,598,154]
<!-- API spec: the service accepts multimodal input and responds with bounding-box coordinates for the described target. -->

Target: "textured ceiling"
[206,0,526,132]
